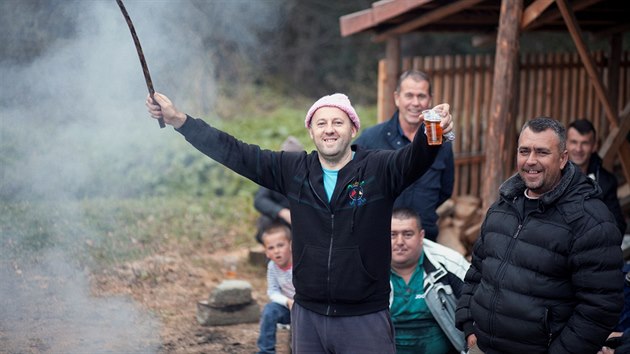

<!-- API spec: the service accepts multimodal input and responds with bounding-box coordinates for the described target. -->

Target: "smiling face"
[517,127,568,198]
[262,230,292,269]
[394,77,432,129]
[308,106,357,168]
[567,127,596,172]
[391,217,424,271]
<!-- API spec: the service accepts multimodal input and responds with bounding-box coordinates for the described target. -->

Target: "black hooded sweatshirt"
[177,115,439,316]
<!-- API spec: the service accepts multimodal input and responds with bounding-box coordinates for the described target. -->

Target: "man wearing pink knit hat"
[147,92,453,354]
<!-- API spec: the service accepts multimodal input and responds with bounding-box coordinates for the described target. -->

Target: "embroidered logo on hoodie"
[347,181,366,206]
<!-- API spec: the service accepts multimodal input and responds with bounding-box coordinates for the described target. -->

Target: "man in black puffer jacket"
[456,117,623,354]
[146,92,454,353]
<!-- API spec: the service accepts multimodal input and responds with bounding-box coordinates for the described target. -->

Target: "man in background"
[567,118,626,235]
[354,70,454,241]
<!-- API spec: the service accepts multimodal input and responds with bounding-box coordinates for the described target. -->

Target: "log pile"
[436,195,486,259]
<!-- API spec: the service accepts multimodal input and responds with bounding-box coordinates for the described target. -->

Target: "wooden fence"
[384,51,630,198]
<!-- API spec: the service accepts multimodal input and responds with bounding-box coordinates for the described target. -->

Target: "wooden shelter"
[340,0,630,212]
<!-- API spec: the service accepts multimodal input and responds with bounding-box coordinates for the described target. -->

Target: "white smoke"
[0,0,283,352]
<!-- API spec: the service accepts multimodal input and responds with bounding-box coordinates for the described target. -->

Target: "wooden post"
[377,59,387,123]
[482,0,523,209]
[384,37,400,122]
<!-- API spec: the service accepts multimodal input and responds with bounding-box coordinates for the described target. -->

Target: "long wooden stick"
[115,0,165,128]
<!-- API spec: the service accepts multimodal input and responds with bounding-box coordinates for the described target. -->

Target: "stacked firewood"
[436,195,486,260]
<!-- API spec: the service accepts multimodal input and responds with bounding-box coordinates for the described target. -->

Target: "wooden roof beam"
[340,0,431,37]
[556,0,618,129]
[372,0,485,43]
[599,103,630,172]
[595,23,630,38]
[525,0,604,31]
[521,0,554,29]
[340,8,375,37]
[599,103,630,164]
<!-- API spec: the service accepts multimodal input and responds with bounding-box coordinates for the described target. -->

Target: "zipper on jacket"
[306,177,335,315]
[513,224,522,238]
[326,213,335,316]
[489,221,523,347]
[544,307,552,347]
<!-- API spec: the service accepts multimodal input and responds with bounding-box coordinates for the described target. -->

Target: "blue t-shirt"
[322,168,338,202]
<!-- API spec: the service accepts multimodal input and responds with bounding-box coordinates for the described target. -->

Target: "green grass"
[0,88,377,272]
[0,195,258,271]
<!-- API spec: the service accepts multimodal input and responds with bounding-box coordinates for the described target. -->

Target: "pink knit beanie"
[304,93,360,130]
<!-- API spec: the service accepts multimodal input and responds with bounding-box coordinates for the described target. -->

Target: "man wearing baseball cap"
[146,92,453,353]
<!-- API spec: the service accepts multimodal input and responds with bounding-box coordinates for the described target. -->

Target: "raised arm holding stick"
[115,0,165,128]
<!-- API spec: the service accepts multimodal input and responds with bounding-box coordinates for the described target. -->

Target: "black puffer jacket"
[456,162,623,354]
[586,154,627,235]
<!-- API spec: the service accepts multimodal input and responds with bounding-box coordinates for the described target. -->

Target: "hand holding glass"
[423,109,443,145]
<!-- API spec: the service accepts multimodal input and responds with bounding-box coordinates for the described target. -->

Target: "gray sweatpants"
[291,303,396,354]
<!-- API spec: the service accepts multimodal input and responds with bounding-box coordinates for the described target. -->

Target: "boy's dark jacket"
[178,115,439,316]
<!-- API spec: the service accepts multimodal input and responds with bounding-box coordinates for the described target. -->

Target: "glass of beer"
[423,109,442,145]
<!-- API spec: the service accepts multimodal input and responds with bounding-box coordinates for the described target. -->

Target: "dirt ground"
[92,246,290,354]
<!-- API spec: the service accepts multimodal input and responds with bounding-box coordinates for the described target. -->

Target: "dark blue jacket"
[354,112,454,240]
[177,115,439,316]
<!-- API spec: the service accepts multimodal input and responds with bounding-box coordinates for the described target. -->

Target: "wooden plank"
[544,52,554,116]
[454,153,485,165]
[372,0,432,23]
[433,56,444,104]
[560,53,572,123]
[570,53,580,119]
[530,53,545,119]
[402,57,412,72]
[524,54,535,122]
[521,0,555,29]
[525,0,605,31]
[556,0,619,128]
[552,53,562,119]
[470,55,484,197]
[377,59,387,123]
[482,0,523,209]
[384,37,400,121]
[453,55,464,196]
[452,55,463,152]
[373,0,485,42]
[577,58,587,117]
[339,9,374,37]
[412,56,423,71]
[339,0,430,37]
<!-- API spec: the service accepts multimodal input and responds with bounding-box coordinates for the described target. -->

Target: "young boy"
[257,223,294,354]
